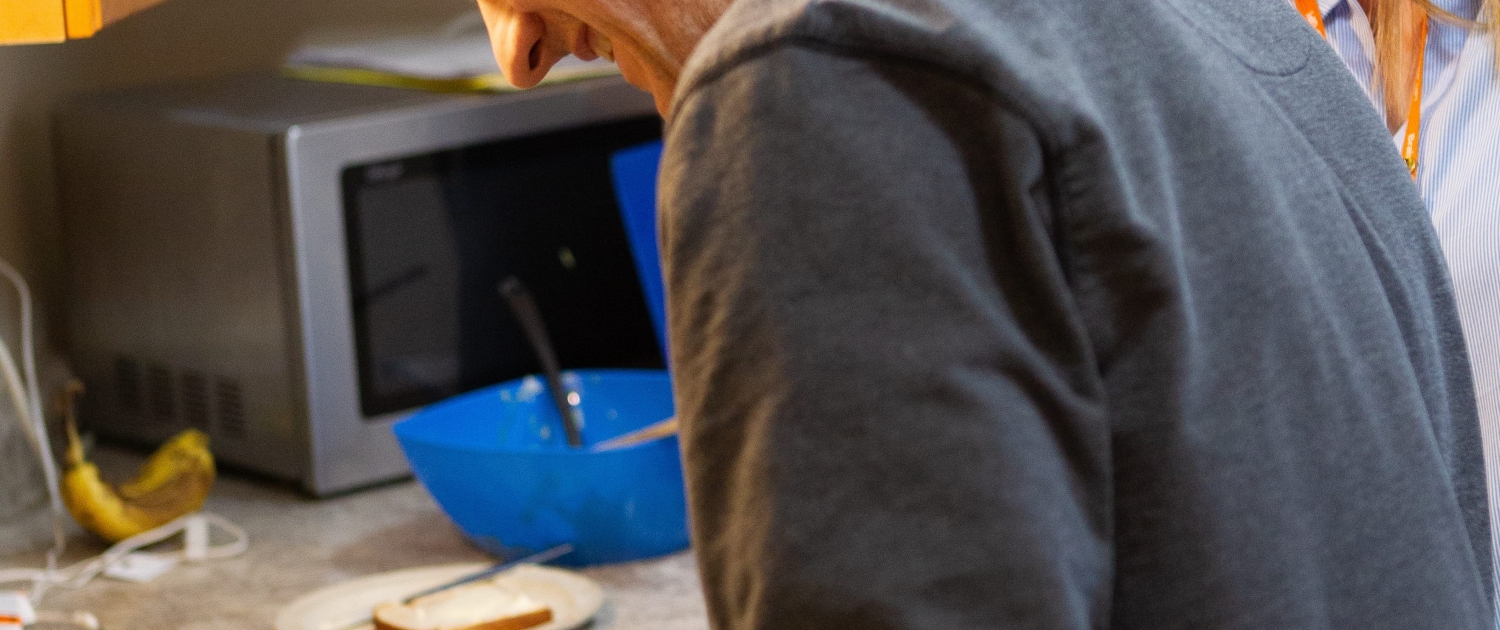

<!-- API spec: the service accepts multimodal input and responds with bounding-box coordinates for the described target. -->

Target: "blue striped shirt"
[1317,0,1500,619]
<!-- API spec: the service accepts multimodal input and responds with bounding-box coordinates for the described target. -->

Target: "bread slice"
[372,582,553,630]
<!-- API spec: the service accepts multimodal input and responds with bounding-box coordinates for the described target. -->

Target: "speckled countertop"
[0,446,711,630]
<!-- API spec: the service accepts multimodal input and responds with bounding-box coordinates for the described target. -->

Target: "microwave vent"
[114,357,142,415]
[181,371,210,430]
[215,377,246,438]
[111,356,244,438]
[147,364,175,423]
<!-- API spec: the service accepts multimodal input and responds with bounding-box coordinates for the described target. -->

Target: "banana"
[58,381,216,543]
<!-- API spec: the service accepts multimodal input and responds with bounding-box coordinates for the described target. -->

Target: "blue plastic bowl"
[392,369,688,566]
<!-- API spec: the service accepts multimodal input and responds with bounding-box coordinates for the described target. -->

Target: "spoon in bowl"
[498,276,584,448]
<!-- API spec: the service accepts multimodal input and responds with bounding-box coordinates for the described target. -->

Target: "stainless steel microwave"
[54,73,665,495]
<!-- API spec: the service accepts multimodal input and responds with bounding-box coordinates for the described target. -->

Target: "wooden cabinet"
[2,0,168,45]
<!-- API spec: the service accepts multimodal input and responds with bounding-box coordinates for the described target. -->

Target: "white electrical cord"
[0,331,34,450]
[0,513,249,596]
[0,257,252,613]
[0,259,68,579]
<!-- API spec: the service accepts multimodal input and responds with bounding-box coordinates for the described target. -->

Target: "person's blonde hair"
[1368,0,1496,128]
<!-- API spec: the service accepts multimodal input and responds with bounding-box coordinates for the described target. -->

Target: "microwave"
[54,73,666,495]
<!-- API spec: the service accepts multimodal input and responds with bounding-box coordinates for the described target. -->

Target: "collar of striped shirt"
[1316,0,1483,22]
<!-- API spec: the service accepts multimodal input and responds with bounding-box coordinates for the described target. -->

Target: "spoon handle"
[499,277,583,448]
[400,544,574,604]
[594,417,680,451]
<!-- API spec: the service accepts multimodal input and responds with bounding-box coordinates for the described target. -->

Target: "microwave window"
[342,116,665,418]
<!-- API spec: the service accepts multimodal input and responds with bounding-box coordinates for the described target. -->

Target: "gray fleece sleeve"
[660,45,1113,630]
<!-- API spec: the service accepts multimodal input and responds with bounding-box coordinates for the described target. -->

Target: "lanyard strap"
[1295,0,1427,179]
[1297,0,1330,36]
[1401,16,1428,179]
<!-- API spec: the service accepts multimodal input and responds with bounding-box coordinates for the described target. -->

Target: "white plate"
[275,563,605,630]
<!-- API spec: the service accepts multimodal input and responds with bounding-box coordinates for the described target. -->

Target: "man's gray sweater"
[658,0,1495,627]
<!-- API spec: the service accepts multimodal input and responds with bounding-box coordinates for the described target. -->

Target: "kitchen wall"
[0,0,478,341]
[0,0,475,552]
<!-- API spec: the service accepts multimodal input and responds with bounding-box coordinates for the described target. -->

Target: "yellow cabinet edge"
[3,0,166,43]
[64,0,101,38]
[0,0,68,44]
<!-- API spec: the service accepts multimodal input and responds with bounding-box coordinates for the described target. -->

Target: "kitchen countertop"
[1,446,711,630]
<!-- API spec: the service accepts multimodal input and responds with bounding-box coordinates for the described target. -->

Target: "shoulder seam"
[674,35,1028,126]
[669,36,1069,168]
[667,34,1082,293]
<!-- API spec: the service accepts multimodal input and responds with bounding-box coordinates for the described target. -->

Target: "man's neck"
[648,0,735,73]
[627,0,734,114]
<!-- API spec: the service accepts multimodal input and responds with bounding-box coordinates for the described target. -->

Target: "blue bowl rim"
[392,368,676,457]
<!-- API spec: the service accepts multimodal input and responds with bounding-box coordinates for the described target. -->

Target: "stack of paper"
[283,13,619,93]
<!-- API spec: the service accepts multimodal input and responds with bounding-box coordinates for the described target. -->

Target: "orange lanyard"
[1297,0,1331,36]
[1295,0,1427,179]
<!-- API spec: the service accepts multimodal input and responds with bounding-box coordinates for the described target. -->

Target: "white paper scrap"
[0,591,35,627]
[105,552,180,583]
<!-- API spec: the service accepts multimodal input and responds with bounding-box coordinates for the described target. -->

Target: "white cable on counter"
[0,258,67,570]
[0,513,249,595]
